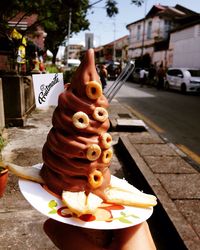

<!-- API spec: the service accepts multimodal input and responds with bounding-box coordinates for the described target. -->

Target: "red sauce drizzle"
[101,204,125,211]
[79,214,96,222]
[57,207,73,218]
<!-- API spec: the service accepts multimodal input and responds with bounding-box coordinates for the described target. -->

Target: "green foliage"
[131,0,144,7]
[0,135,6,152]
[45,65,60,73]
[105,0,119,17]
[0,0,144,64]
[0,166,4,172]
[63,68,77,83]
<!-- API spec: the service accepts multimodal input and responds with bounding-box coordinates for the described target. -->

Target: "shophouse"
[126,4,198,68]
[94,35,129,64]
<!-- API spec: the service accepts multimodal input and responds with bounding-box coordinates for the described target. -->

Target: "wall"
[127,16,166,65]
[0,78,5,130]
[170,24,200,68]
[2,75,35,127]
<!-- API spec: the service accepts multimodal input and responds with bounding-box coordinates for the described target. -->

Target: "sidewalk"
[0,101,200,249]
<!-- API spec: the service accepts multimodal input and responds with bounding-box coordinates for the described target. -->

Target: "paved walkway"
[0,100,199,249]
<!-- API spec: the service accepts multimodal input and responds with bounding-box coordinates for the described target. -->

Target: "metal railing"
[104,60,135,103]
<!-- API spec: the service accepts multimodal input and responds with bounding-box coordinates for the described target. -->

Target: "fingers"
[43,219,67,249]
[110,222,156,250]
[43,219,106,250]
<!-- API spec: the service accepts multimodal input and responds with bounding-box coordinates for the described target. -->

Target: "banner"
[32,73,64,108]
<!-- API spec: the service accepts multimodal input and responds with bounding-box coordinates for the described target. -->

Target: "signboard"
[32,73,64,108]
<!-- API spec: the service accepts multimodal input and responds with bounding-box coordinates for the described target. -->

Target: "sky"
[57,0,200,58]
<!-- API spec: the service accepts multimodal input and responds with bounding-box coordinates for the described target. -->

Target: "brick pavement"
[0,101,200,249]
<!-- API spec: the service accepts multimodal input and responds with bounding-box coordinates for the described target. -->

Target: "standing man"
[157,64,165,90]
[139,68,147,87]
[99,64,108,90]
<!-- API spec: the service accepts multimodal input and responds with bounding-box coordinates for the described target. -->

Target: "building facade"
[94,35,129,64]
[63,44,83,63]
[126,4,198,68]
[169,20,200,68]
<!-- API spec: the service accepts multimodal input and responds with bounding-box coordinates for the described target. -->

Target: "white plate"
[19,171,153,230]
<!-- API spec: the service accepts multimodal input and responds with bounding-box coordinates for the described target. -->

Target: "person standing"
[156,64,165,90]
[99,64,108,90]
[148,64,156,87]
[139,68,147,87]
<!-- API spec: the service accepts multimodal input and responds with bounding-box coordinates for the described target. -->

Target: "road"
[108,81,200,165]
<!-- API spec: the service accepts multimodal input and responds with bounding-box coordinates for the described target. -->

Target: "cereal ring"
[87,144,101,161]
[88,170,103,189]
[72,111,89,129]
[102,149,113,164]
[86,81,102,100]
[100,133,112,149]
[93,107,108,122]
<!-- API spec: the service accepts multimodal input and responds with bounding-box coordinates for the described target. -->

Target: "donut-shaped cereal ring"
[86,81,102,100]
[72,111,89,129]
[93,107,108,122]
[87,144,101,161]
[88,170,103,189]
[100,133,112,149]
[102,149,113,164]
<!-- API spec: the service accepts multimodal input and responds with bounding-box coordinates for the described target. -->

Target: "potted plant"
[0,135,8,197]
[0,164,8,197]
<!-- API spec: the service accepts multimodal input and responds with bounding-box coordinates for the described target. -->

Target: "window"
[188,70,200,77]
[137,25,141,41]
[164,20,171,39]
[167,69,177,76]
[147,21,152,39]
[176,70,183,78]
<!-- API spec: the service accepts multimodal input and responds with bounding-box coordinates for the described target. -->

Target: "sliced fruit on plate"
[4,162,44,184]
[62,191,103,216]
[105,176,157,207]
[5,161,157,214]
[104,187,157,208]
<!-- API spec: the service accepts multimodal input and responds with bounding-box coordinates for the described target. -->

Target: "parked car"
[165,68,200,93]
[106,62,121,80]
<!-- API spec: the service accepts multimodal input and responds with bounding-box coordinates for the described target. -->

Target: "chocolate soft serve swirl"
[40,49,112,199]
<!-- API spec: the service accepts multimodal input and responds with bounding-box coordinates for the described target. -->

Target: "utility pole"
[66,8,72,68]
[113,20,116,62]
[141,0,148,58]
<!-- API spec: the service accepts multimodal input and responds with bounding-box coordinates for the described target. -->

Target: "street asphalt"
[0,99,199,249]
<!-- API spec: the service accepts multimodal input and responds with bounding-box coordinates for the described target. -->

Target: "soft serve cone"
[5,49,156,216]
[40,49,112,202]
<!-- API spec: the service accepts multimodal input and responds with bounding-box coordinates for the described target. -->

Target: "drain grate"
[116,118,147,132]
[118,113,132,118]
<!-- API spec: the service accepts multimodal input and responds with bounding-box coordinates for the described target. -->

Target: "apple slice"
[104,176,157,208]
[62,191,103,216]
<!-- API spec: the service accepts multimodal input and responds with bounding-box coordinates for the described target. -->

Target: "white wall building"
[169,21,200,68]
[126,4,198,68]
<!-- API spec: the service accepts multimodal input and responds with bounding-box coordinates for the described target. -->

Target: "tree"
[0,0,144,65]
[43,1,90,64]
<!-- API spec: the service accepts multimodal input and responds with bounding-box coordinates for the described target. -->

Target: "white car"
[165,68,200,93]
